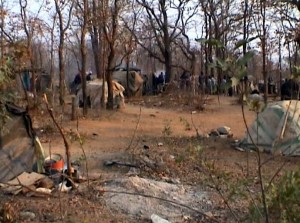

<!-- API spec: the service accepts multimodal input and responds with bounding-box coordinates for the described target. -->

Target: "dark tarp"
[0,103,35,183]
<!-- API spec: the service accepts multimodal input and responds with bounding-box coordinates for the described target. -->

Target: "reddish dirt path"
[39,95,256,157]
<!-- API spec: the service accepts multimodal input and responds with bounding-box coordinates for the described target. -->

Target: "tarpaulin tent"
[76,79,125,109]
[0,103,37,182]
[240,100,300,156]
[112,70,143,97]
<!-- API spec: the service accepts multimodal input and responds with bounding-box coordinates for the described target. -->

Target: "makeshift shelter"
[112,70,143,97]
[0,103,39,182]
[76,79,125,109]
[240,100,300,156]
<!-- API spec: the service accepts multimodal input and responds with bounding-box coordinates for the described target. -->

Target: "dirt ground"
[1,93,300,223]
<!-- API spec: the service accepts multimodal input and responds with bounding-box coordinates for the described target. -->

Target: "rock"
[209,130,219,137]
[161,177,180,184]
[143,145,150,150]
[217,126,231,135]
[20,211,36,220]
[219,134,228,139]
[151,214,171,223]
[126,167,140,176]
[204,211,214,218]
[183,215,191,220]
[157,142,163,146]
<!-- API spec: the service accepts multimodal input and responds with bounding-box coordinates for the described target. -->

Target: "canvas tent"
[0,103,36,182]
[112,70,143,97]
[76,79,125,109]
[240,100,300,156]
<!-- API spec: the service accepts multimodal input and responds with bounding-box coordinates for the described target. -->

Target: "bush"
[249,169,300,223]
[267,170,300,223]
[0,57,16,132]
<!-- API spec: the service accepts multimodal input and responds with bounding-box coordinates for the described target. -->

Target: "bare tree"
[132,0,196,83]
[75,0,89,115]
[101,0,122,109]
[54,0,74,107]
[19,0,44,105]
[89,0,101,79]
[49,14,57,106]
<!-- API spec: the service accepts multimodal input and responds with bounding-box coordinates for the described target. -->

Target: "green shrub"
[267,170,300,223]
[0,57,16,132]
[248,169,300,223]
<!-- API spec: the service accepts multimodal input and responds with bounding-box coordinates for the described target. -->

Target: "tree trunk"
[106,48,115,110]
[91,0,101,79]
[80,0,89,116]
[261,0,268,104]
[164,47,172,83]
[58,38,65,106]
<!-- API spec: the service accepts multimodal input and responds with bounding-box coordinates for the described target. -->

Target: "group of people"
[152,72,166,94]
[198,72,221,95]
[179,70,232,95]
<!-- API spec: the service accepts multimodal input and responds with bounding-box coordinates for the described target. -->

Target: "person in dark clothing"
[74,73,81,85]
[180,71,191,90]
[198,71,206,93]
[86,72,92,81]
[158,72,164,85]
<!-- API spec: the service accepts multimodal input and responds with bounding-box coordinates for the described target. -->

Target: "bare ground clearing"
[1,94,300,223]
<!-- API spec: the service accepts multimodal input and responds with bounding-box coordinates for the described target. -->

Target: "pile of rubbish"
[0,103,82,196]
[0,152,83,196]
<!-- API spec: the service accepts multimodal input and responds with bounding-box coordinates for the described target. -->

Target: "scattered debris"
[217,126,232,136]
[209,130,220,137]
[104,160,138,168]
[1,172,47,195]
[234,147,245,152]
[35,187,52,195]
[57,181,72,193]
[208,126,233,138]
[44,154,64,174]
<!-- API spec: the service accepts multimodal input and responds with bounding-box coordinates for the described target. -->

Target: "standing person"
[180,71,191,90]
[86,71,92,81]
[198,71,206,94]
[207,75,212,95]
[157,72,165,93]
[221,75,227,95]
[70,73,82,94]
[211,75,217,94]
[74,73,81,85]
